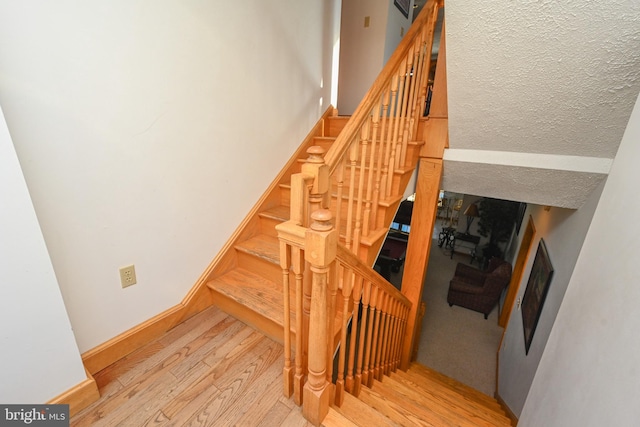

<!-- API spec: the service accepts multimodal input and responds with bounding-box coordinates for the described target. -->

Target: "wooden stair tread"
[371,377,480,427]
[234,233,280,265]
[406,364,504,412]
[329,361,512,427]
[372,378,478,427]
[322,407,359,427]
[358,384,440,427]
[390,371,508,424]
[393,370,504,415]
[207,268,291,329]
[333,391,400,427]
[208,266,344,338]
[383,374,510,427]
[258,205,290,223]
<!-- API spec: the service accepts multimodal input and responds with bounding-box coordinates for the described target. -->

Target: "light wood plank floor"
[72,306,311,426]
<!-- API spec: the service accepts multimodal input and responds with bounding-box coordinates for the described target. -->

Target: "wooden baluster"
[389,300,400,375]
[401,38,423,168]
[388,59,408,194]
[325,262,338,402]
[381,75,399,200]
[280,241,293,398]
[344,137,359,252]
[303,209,337,426]
[352,119,370,252]
[301,260,312,402]
[335,266,353,406]
[376,294,390,381]
[345,275,363,394]
[371,90,390,230]
[385,299,399,375]
[292,247,305,405]
[334,157,345,241]
[396,305,409,370]
[354,280,371,396]
[363,104,381,238]
[372,292,385,382]
[406,31,427,148]
[382,299,393,377]
[392,305,404,371]
[396,49,414,171]
[367,289,383,387]
[389,301,400,373]
[362,286,378,388]
[413,6,439,138]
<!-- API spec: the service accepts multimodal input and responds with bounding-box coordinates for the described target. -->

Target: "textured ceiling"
[442,0,640,207]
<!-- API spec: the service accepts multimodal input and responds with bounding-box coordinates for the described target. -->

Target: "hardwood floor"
[72,306,312,426]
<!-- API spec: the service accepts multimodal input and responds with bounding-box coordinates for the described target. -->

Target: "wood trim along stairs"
[80,108,339,376]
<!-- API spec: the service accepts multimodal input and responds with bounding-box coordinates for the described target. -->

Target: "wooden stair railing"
[332,244,411,404]
[276,207,411,426]
[325,0,441,263]
[277,1,442,425]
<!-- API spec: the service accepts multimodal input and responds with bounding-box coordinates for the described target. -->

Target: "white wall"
[338,0,389,114]
[337,0,413,115]
[497,184,603,416]
[0,0,339,353]
[518,96,640,425]
[0,106,86,402]
[383,0,414,64]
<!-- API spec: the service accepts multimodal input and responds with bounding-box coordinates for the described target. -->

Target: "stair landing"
[331,363,512,427]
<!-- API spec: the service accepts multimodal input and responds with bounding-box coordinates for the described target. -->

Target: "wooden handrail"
[333,243,411,404]
[277,2,442,424]
[324,0,440,173]
[336,244,410,307]
[323,0,440,262]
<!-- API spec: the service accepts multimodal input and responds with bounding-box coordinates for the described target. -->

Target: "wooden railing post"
[302,209,337,426]
[302,146,330,217]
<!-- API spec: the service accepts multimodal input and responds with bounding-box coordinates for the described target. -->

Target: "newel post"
[302,209,337,426]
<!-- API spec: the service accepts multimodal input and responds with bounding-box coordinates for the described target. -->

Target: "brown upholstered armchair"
[447,258,512,319]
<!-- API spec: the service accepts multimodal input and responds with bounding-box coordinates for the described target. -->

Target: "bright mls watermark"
[0,405,69,426]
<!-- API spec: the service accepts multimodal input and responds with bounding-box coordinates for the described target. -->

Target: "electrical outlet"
[364,16,370,27]
[119,265,137,288]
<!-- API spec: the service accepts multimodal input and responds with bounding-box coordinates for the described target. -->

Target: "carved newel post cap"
[310,209,333,232]
[306,146,326,164]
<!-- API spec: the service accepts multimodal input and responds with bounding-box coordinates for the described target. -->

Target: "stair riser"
[259,216,283,238]
[310,137,335,151]
[236,250,282,285]
[325,117,349,138]
[209,288,292,346]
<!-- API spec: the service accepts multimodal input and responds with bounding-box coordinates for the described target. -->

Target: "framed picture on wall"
[394,0,410,18]
[521,239,554,354]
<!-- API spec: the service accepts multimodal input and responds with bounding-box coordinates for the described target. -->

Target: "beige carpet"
[389,234,505,397]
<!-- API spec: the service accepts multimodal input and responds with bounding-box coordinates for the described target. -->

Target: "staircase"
[196,1,510,425]
[324,363,512,427]
[205,113,354,343]
[205,112,423,344]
